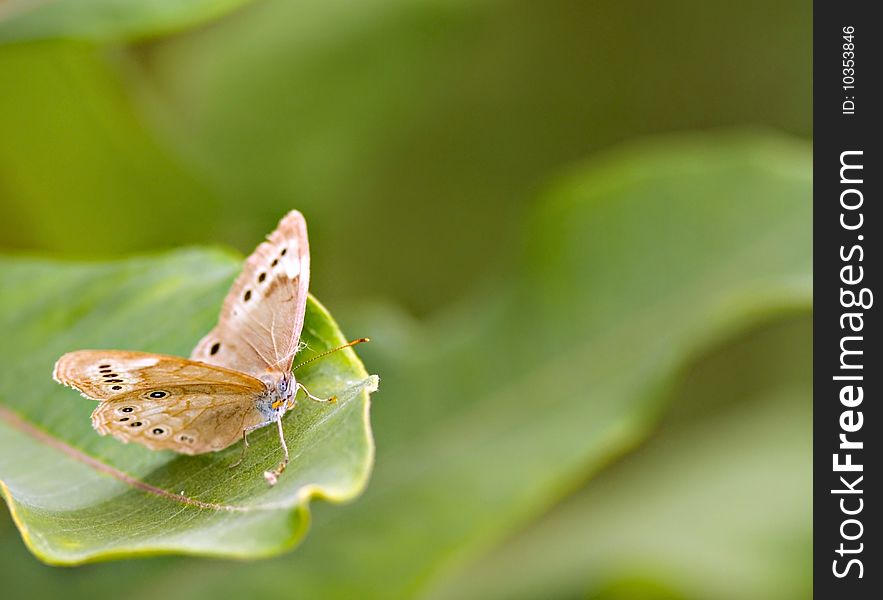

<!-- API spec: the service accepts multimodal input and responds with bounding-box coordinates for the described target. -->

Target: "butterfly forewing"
[53,350,265,399]
[190,210,311,378]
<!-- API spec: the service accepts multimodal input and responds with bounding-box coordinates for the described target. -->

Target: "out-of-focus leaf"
[0,41,215,256]
[133,0,811,313]
[0,1,811,314]
[0,0,254,44]
[23,133,806,599]
[425,316,812,600]
[0,250,377,564]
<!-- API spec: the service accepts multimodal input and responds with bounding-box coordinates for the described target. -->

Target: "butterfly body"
[53,211,335,484]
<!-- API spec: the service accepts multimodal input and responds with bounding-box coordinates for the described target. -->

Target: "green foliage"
[0,0,812,596]
[0,251,377,564]
[427,317,812,600]
[0,0,811,313]
[0,0,256,43]
[197,134,808,599]
[0,41,214,256]
[2,133,811,598]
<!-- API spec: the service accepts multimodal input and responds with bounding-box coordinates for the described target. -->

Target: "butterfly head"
[265,372,296,415]
[277,373,294,399]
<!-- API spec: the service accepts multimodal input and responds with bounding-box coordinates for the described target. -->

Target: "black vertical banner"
[815,1,881,597]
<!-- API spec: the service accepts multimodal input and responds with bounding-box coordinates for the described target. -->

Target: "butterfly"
[53,210,366,485]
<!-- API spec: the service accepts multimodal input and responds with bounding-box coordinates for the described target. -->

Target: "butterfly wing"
[90,384,268,454]
[54,350,270,454]
[53,350,265,399]
[190,210,310,378]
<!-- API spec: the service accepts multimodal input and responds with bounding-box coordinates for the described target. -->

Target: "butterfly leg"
[296,382,337,403]
[263,416,290,486]
[229,422,266,470]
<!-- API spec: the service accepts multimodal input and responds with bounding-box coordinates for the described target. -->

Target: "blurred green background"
[0,0,811,598]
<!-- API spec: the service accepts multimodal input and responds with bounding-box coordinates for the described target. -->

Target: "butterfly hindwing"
[91,384,269,454]
[54,350,269,454]
[190,210,310,378]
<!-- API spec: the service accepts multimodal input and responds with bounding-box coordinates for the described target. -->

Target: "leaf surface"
[0,250,377,564]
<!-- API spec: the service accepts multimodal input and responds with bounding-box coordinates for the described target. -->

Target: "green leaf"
[0,41,216,256]
[0,0,256,44]
[131,0,810,313]
[425,316,812,600]
[0,249,377,564]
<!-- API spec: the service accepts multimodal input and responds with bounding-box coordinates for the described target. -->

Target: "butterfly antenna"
[292,338,370,371]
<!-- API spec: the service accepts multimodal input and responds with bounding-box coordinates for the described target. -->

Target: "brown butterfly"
[53,210,366,485]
